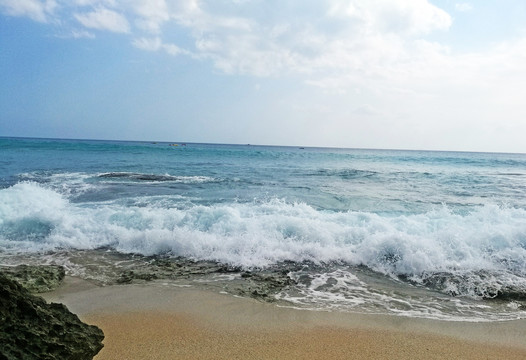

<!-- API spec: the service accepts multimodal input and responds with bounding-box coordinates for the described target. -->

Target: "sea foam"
[1,181,526,295]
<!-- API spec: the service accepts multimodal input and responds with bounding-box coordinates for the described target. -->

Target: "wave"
[1,181,526,299]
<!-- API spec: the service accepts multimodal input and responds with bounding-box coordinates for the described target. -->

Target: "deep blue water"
[1,137,526,320]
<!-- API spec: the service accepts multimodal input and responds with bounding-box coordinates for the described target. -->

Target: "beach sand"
[44,277,526,360]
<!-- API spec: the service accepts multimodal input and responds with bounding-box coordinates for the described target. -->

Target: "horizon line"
[1,135,524,156]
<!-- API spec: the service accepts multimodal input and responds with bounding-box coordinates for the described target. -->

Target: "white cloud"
[351,104,383,116]
[0,0,56,22]
[73,0,117,6]
[70,29,96,39]
[455,3,473,12]
[132,36,162,51]
[163,42,184,56]
[132,0,170,34]
[56,29,96,39]
[327,0,451,35]
[74,7,130,33]
[132,36,186,56]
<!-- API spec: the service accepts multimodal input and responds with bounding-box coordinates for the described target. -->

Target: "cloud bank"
[1,0,521,88]
[0,0,453,76]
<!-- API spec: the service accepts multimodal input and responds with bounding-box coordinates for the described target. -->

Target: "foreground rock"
[0,272,104,360]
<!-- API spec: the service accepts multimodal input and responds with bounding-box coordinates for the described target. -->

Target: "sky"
[1,0,526,153]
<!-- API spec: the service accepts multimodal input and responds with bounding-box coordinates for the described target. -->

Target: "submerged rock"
[1,264,65,293]
[0,272,104,360]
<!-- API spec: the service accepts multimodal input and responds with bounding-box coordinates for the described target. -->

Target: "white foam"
[277,269,526,321]
[1,182,526,283]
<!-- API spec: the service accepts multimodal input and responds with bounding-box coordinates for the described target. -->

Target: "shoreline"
[43,277,526,359]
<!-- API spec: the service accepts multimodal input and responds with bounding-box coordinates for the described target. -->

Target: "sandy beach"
[43,277,526,360]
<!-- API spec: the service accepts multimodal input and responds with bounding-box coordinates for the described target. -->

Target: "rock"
[1,265,65,293]
[0,272,104,360]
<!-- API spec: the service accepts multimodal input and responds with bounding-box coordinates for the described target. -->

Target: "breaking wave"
[1,181,526,300]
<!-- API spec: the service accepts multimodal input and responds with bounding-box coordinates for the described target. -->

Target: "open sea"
[1,137,526,321]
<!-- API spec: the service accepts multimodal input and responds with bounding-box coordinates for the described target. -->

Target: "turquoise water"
[1,137,526,320]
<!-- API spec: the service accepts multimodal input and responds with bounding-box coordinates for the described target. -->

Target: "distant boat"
[169,144,179,146]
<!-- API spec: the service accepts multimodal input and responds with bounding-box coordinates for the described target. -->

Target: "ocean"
[1,137,526,321]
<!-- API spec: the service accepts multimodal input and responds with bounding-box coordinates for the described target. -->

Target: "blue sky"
[1,0,526,152]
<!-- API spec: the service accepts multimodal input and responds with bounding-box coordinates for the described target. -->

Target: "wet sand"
[44,277,526,360]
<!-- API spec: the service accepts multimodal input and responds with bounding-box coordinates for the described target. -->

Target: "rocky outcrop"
[0,272,104,360]
[115,257,239,284]
[114,256,298,302]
